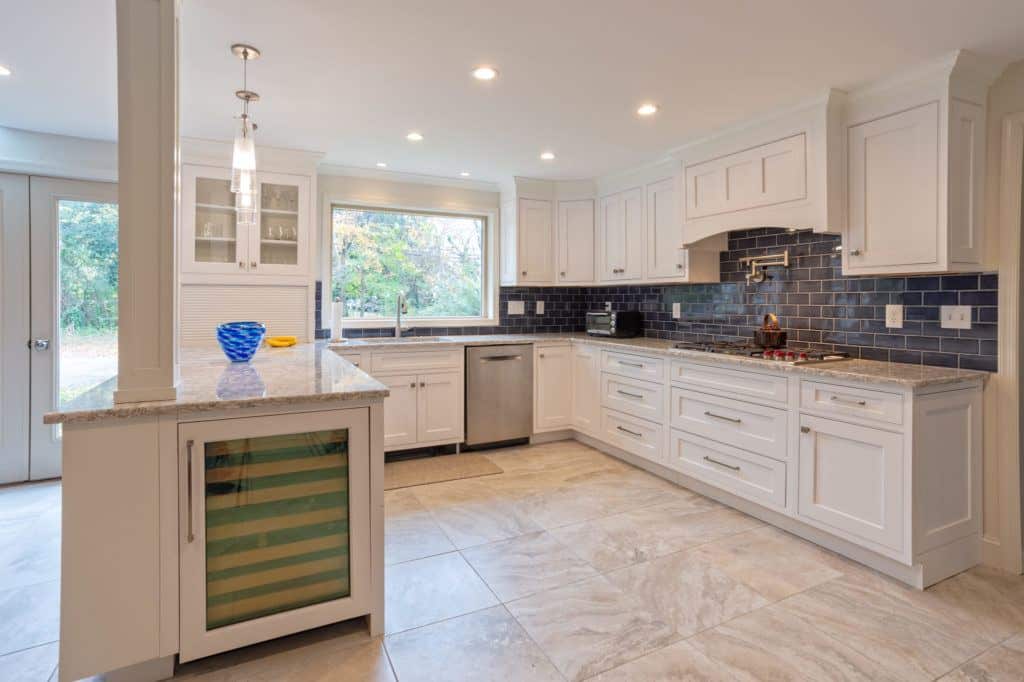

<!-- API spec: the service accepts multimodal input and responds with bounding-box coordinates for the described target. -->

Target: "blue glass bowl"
[216,321,267,362]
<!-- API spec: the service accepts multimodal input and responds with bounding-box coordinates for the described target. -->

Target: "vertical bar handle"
[186,439,196,543]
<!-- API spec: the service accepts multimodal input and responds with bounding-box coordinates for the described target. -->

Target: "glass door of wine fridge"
[179,408,370,662]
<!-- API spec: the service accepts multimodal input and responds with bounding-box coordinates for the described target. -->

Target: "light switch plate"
[885,304,903,329]
[535,300,545,315]
[604,301,612,312]
[672,302,681,319]
[508,301,525,315]
[940,305,972,330]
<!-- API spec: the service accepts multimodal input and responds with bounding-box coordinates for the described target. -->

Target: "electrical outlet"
[508,301,525,315]
[604,301,612,312]
[672,302,681,319]
[885,304,903,329]
[535,300,545,315]
[940,305,972,330]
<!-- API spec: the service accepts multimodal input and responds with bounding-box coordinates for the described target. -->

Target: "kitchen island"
[46,344,388,682]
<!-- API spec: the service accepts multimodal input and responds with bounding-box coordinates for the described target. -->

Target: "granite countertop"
[45,343,389,425]
[330,332,990,389]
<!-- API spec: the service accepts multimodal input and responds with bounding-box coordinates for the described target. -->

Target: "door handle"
[28,338,50,351]
[830,395,867,406]
[616,390,644,399]
[185,439,196,543]
[616,425,643,438]
[481,355,522,362]
[704,411,742,424]
[703,455,741,472]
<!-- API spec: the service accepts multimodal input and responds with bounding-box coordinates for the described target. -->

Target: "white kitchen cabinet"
[797,414,905,554]
[644,177,685,279]
[571,343,601,435]
[181,164,311,279]
[178,408,371,662]
[516,198,555,283]
[557,199,595,283]
[534,344,573,432]
[598,187,644,281]
[417,371,462,442]
[380,375,419,448]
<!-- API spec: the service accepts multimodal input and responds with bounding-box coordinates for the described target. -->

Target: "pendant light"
[230,44,260,198]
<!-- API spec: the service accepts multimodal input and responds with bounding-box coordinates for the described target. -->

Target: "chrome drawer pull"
[619,361,644,368]
[616,389,644,399]
[703,455,741,472]
[616,425,643,438]
[830,395,867,406]
[704,410,742,424]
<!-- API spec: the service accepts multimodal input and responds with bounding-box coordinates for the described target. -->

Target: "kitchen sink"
[333,336,448,345]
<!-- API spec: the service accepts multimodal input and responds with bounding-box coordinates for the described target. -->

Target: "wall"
[318,227,998,371]
[0,125,117,181]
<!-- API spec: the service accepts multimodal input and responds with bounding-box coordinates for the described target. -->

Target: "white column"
[114,0,180,403]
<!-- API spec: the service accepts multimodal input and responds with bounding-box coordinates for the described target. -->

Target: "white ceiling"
[2,1,1024,184]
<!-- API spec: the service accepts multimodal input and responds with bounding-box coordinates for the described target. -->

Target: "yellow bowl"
[266,335,298,347]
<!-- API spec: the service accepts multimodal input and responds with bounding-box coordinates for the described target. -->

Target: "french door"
[0,174,118,483]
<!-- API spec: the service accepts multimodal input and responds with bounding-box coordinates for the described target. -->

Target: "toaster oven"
[585,311,642,338]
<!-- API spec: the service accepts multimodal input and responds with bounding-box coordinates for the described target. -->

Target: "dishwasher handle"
[479,354,523,362]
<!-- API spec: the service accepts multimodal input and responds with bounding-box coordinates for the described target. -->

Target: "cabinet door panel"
[417,371,462,443]
[571,344,601,434]
[535,345,572,431]
[255,172,310,276]
[380,375,419,448]
[798,415,904,553]
[558,199,595,282]
[518,198,554,283]
[599,193,624,280]
[645,178,684,279]
[182,165,247,275]
[847,103,939,269]
[621,187,644,280]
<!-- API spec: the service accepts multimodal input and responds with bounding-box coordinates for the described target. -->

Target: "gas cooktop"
[671,341,850,365]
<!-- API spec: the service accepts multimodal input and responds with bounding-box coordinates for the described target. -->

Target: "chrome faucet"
[395,293,409,338]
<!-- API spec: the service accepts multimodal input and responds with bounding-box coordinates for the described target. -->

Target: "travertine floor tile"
[939,642,1024,681]
[689,601,902,681]
[461,530,598,601]
[605,549,769,637]
[384,605,562,682]
[384,490,454,566]
[550,502,754,572]
[410,478,541,549]
[384,552,498,634]
[506,575,677,681]
[0,642,59,682]
[690,525,847,601]
[0,581,59,657]
[590,639,737,682]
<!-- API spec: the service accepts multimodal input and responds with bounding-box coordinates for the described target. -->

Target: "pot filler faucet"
[395,293,409,338]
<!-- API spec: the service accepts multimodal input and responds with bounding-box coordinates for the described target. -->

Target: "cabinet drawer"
[601,372,664,423]
[668,430,786,509]
[670,388,788,461]
[602,350,665,382]
[600,408,663,463]
[334,352,366,370]
[371,349,462,374]
[670,361,787,406]
[800,381,903,427]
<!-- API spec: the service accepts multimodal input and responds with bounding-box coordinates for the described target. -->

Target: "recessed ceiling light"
[472,65,498,81]
[459,171,471,177]
[376,162,387,168]
[406,131,423,142]
[0,65,11,77]
[637,103,659,116]
[540,151,555,161]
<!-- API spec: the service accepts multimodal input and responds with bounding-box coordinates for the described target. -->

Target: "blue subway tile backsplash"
[315,228,997,371]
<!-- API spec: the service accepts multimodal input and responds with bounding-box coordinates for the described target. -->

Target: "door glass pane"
[195,177,238,264]
[58,200,118,408]
[260,182,298,266]
[204,428,351,630]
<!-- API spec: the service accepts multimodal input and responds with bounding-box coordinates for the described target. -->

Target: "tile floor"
[2,441,1024,681]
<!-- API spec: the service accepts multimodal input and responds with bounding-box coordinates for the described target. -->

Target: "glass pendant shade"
[230,120,257,194]
[235,186,258,224]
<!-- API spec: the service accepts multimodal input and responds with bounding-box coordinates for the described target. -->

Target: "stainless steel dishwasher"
[465,344,533,446]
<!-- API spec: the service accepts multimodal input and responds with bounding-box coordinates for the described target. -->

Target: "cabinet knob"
[521,271,527,276]
[676,263,683,269]
[420,382,425,387]
[560,271,566,277]
[238,261,245,269]
[250,261,257,268]
[800,426,811,434]
[849,249,862,256]
[409,383,416,388]
[539,353,545,358]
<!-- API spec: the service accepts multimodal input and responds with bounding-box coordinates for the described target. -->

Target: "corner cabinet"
[178,408,372,662]
[557,199,595,283]
[181,164,312,279]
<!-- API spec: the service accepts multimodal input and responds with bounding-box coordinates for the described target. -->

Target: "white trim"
[318,163,500,193]
[324,198,500,329]
[983,111,1024,574]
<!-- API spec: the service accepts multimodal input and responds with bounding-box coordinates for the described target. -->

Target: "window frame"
[325,199,499,329]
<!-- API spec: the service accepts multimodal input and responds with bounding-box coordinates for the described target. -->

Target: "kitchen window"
[330,204,497,327]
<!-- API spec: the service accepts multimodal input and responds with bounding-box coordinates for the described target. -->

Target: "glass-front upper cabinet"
[178,408,370,662]
[181,164,310,278]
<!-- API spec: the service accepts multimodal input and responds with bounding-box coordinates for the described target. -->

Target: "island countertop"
[44,342,389,425]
